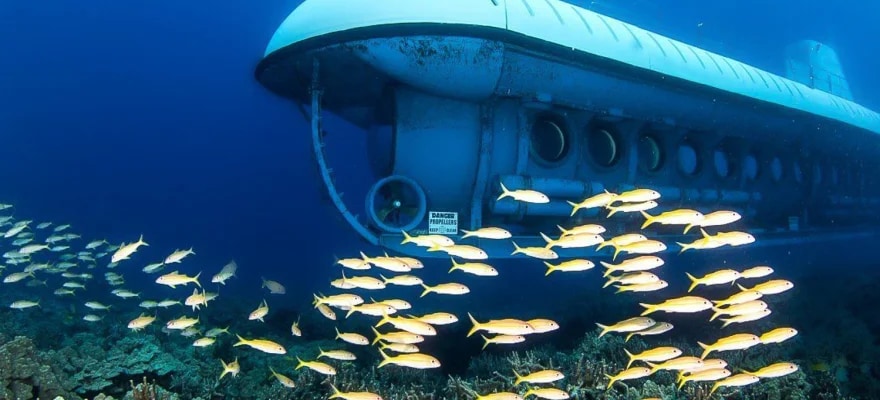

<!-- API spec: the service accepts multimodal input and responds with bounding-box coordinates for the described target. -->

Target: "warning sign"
[428,211,458,235]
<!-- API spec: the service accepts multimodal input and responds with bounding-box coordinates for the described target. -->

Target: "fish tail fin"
[539,232,553,244]
[510,241,522,256]
[419,283,431,298]
[497,182,510,201]
[721,318,733,328]
[566,201,579,217]
[377,348,390,368]
[676,242,690,254]
[613,247,622,261]
[640,210,654,229]
[677,379,687,390]
[400,230,413,244]
[709,383,720,395]
[624,349,635,369]
[328,383,342,399]
[376,312,391,328]
[371,327,383,345]
[467,312,481,337]
[686,272,699,292]
[480,334,491,350]
[193,271,202,288]
[697,342,711,359]
[639,303,655,316]
[233,334,247,347]
[600,262,615,277]
[606,205,618,218]
[461,229,473,239]
[683,223,695,234]
[596,240,610,250]
[625,332,635,342]
[426,245,442,253]
[294,356,306,370]
[512,370,523,386]
[736,283,748,291]
[345,308,356,319]
[359,251,370,262]
[709,308,722,322]
[614,285,627,294]
[602,277,615,289]
[700,228,710,238]
[595,323,608,338]
[543,262,556,276]
[556,225,569,236]
[604,375,616,390]
[448,258,458,273]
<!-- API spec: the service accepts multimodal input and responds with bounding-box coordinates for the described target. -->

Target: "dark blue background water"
[1,0,878,305]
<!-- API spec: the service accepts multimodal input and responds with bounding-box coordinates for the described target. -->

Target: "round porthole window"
[770,156,783,182]
[530,116,569,163]
[677,141,699,176]
[638,134,663,172]
[744,153,759,181]
[587,128,621,167]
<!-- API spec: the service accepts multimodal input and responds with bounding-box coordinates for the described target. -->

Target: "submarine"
[254,0,880,261]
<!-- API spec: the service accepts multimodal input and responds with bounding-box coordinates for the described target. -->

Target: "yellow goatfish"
[544,259,594,276]
[710,300,768,321]
[605,367,651,389]
[741,362,799,378]
[737,279,794,295]
[646,357,705,374]
[613,240,666,260]
[234,334,286,354]
[111,234,148,263]
[601,256,664,277]
[401,230,454,247]
[497,182,549,204]
[712,290,763,307]
[269,367,296,388]
[461,227,511,239]
[624,347,682,368]
[420,282,470,297]
[595,317,655,338]
[613,188,661,203]
[596,233,647,250]
[219,357,240,380]
[511,242,558,260]
[709,373,760,395]
[296,357,337,375]
[481,334,525,350]
[686,269,741,292]
[606,201,658,218]
[328,383,383,400]
[640,296,713,316]
[557,223,606,236]
[684,210,741,233]
[377,349,441,369]
[625,322,673,342]
[155,271,201,288]
[677,368,731,389]
[759,327,798,344]
[467,313,535,337]
[567,191,618,216]
[640,209,704,230]
[698,334,761,359]
[428,244,488,260]
[449,259,498,276]
[523,388,569,399]
[513,369,565,385]
[740,265,774,279]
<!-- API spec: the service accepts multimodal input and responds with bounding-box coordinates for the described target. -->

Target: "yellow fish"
[269,366,296,388]
[512,369,565,385]
[741,362,799,378]
[335,328,369,345]
[480,334,525,350]
[759,327,798,344]
[710,300,767,321]
[677,367,731,389]
[527,319,559,333]
[600,256,664,277]
[557,223,606,236]
[604,367,651,389]
[625,321,673,342]
[640,296,713,316]
[709,373,760,395]
[596,233,647,250]
[296,357,336,375]
[127,314,156,331]
[155,271,201,288]
[685,269,741,292]
[511,241,558,260]
[613,240,666,260]
[410,312,458,325]
[645,357,704,374]
[737,279,794,295]
[376,314,437,336]
[371,327,424,345]
[540,232,604,249]
[604,271,660,288]
[615,280,668,294]
[613,188,661,203]
[567,191,617,216]
[476,393,524,400]
[219,357,240,380]
[739,265,774,279]
[377,349,441,369]
[428,244,488,260]
[461,227,511,239]
[401,230,454,247]
[318,348,357,361]
[544,259,595,276]
[110,234,148,263]
[468,313,535,337]
[449,259,498,276]
[712,290,763,307]
[497,182,549,204]
[624,347,683,368]
[684,210,741,233]
[234,334,286,354]
[640,209,704,229]
[420,282,470,297]
[698,334,761,359]
[522,388,569,399]
[328,383,383,400]
[595,317,655,338]
[606,201,658,218]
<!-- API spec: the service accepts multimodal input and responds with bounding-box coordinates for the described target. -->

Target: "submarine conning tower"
[255,0,880,259]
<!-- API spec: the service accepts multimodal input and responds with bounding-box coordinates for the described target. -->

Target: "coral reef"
[0,336,76,400]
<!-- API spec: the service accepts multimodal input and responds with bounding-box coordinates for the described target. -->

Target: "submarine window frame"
[528,113,572,166]
[743,152,760,181]
[676,138,701,177]
[586,126,623,168]
[770,156,783,182]
[637,133,664,173]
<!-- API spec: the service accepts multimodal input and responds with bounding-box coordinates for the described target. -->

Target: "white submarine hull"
[255,0,880,260]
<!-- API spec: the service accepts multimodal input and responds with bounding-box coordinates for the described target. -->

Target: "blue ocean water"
[1,1,879,399]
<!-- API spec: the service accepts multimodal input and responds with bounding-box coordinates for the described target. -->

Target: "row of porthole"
[529,115,852,186]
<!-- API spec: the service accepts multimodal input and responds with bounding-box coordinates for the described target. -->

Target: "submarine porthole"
[676,141,699,176]
[530,117,569,164]
[744,153,759,181]
[812,164,823,185]
[713,149,729,178]
[588,128,621,167]
[793,161,803,183]
[830,165,839,186]
[770,156,783,182]
[638,134,663,172]
[365,175,427,234]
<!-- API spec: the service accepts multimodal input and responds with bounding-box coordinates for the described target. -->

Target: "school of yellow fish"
[1,183,800,399]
